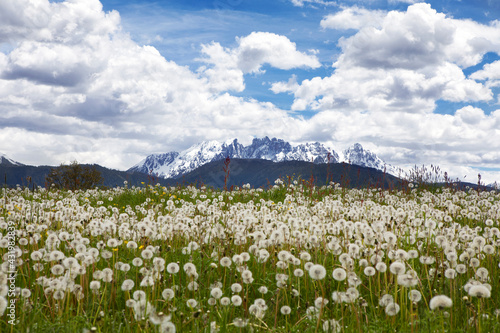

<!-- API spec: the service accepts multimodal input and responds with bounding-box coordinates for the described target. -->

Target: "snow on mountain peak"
[128,138,394,179]
[340,143,397,175]
[0,153,23,166]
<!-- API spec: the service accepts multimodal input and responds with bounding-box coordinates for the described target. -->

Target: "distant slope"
[2,158,488,191]
[1,158,400,190]
[0,154,24,167]
[0,163,172,189]
[175,159,403,189]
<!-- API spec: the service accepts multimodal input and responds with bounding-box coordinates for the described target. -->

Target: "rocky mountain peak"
[128,138,394,179]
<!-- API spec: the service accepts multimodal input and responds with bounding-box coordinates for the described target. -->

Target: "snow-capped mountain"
[128,137,394,179]
[0,153,23,166]
[340,143,399,175]
[245,137,339,164]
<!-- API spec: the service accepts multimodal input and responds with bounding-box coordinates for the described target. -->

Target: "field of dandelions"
[1,179,499,332]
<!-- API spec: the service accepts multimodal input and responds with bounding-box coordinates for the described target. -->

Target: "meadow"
[0,178,499,332]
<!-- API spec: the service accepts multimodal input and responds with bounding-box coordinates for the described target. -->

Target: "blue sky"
[1,0,500,183]
[102,0,500,112]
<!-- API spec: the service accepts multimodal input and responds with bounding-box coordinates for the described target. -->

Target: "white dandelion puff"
[309,264,327,280]
[430,295,453,310]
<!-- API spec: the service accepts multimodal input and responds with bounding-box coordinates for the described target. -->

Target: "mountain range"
[2,138,495,190]
[128,137,400,179]
[0,153,24,167]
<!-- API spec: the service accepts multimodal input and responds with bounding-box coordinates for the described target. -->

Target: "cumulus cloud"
[198,32,321,93]
[470,60,500,81]
[270,75,300,94]
[0,0,119,87]
[276,3,497,112]
[320,6,386,30]
[296,106,500,182]
[0,0,305,168]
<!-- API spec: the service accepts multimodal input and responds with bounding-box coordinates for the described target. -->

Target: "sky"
[1,0,500,184]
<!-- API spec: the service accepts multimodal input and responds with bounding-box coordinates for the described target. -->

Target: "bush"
[45,160,103,190]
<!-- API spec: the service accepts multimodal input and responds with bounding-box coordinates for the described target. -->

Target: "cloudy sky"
[1,0,500,183]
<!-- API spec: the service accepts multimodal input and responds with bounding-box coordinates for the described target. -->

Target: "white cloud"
[289,0,337,7]
[297,107,500,182]
[236,32,321,72]
[454,106,488,125]
[388,0,418,4]
[0,0,119,44]
[198,42,244,93]
[470,60,500,81]
[198,32,321,93]
[320,6,386,30]
[0,0,307,169]
[278,3,497,112]
[270,75,300,94]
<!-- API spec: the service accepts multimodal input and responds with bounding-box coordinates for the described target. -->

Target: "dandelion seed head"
[468,285,491,298]
[133,290,146,301]
[315,296,329,309]
[210,287,223,299]
[429,295,453,310]
[126,241,138,249]
[141,249,153,260]
[364,266,376,277]
[220,257,232,267]
[89,281,101,291]
[121,279,134,291]
[309,264,327,280]
[280,305,291,315]
[160,321,176,333]
[444,268,457,279]
[51,264,65,276]
[376,262,387,273]
[53,290,65,300]
[232,317,248,328]
[162,288,175,301]
[231,295,242,306]
[379,294,394,307]
[132,257,143,267]
[385,302,400,316]
[186,298,198,308]
[389,261,406,275]
[408,290,422,303]
[231,283,242,293]
[332,267,347,281]
[166,262,179,274]
[0,296,7,316]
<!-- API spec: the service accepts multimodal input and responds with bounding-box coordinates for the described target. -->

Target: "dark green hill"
[175,159,403,189]
[2,158,487,191]
[0,163,171,189]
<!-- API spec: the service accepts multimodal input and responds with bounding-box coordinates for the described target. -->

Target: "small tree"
[223,156,231,191]
[46,160,103,190]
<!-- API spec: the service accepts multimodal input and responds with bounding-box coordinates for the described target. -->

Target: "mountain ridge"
[128,137,395,179]
[0,153,24,167]
[0,155,492,192]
